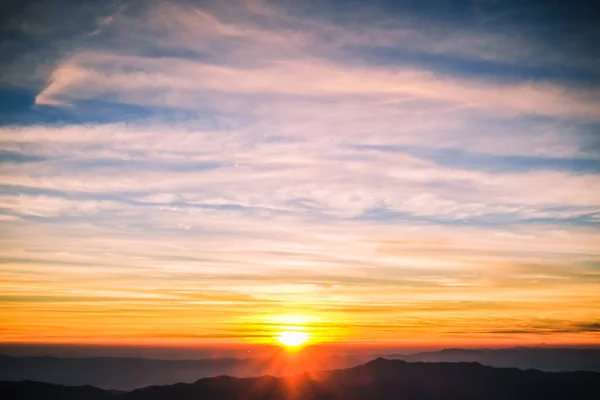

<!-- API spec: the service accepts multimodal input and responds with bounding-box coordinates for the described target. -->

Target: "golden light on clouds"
[1,0,599,350]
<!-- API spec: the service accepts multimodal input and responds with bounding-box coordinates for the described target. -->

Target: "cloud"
[34,50,600,121]
[22,0,598,121]
[485,321,600,335]
[1,122,599,230]
[573,322,600,333]
[1,0,599,344]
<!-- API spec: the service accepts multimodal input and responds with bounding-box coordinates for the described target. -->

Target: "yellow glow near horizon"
[276,331,309,348]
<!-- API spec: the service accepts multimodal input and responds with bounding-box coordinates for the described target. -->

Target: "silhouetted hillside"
[2,347,598,390]
[0,353,367,390]
[389,347,600,372]
[0,381,112,400]
[3,358,600,399]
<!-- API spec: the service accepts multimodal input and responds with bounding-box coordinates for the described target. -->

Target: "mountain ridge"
[2,347,600,390]
[3,358,600,400]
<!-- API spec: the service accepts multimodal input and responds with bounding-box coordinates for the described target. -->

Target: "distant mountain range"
[3,358,600,400]
[2,347,599,390]
[0,352,368,390]
[387,347,600,372]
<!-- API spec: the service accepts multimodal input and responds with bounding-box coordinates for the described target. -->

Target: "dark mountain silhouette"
[0,352,367,390]
[0,380,112,400]
[2,347,599,390]
[3,358,600,400]
[388,347,600,372]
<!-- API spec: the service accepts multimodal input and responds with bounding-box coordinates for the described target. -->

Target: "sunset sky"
[1,0,599,351]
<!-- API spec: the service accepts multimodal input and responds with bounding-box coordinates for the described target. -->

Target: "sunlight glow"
[276,331,309,347]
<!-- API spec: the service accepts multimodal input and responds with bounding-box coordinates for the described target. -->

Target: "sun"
[276,331,309,348]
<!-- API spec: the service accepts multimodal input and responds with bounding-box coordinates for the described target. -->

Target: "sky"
[0,0,599,352]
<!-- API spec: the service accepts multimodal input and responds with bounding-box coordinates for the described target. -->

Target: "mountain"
[0,353,367,390]
[0,381,112,400]
[3,358,600,400]
[388,347,600,372]
[3,346,598,390]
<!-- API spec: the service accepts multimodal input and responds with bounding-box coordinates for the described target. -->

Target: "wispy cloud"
[1,0,599,346]
[35,51,600,120]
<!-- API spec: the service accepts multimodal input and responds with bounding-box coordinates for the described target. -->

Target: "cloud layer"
[1,0,599,347]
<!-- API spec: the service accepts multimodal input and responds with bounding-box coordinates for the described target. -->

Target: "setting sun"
[276,331,309,348]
